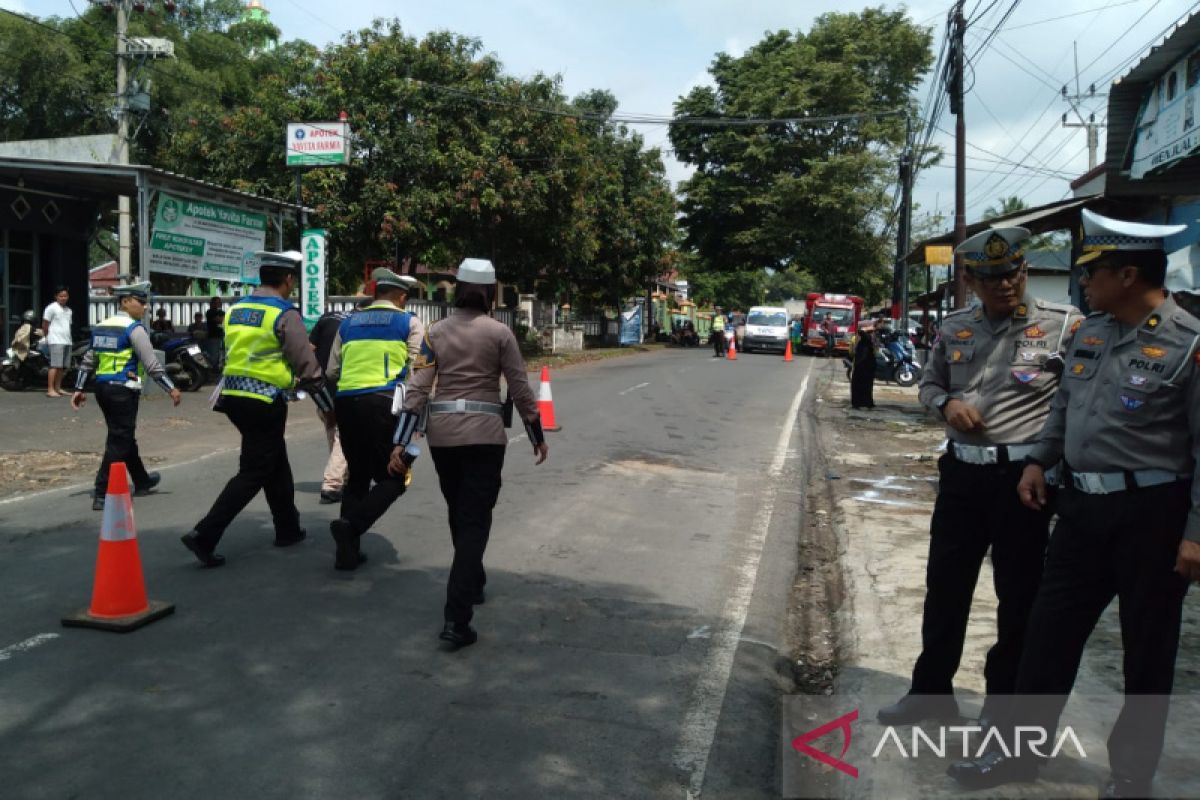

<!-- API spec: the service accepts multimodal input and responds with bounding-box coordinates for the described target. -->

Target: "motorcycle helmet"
[21,309,36,324]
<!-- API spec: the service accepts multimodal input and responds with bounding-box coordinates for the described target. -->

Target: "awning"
[904,195,1101,265]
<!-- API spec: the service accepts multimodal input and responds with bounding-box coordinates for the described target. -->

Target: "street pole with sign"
[301,229,326,332]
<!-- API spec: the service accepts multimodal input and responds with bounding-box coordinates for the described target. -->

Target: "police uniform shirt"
[919,294,1083,446]
[78,310,173,391]
[402,308,539,447]
[1029,294,1200,541]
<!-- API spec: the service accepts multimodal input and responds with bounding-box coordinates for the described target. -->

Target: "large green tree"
[669,8,933,305]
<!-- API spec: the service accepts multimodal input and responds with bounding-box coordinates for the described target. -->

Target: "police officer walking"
[711,306,726,357]
[388,259,548,648]
[324,267,424,570]
[877,228,1081,727]
[950,211,1200,797]
[181,251,333,567]
[72,282,182,510]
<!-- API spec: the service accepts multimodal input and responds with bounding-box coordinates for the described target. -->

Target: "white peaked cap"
[457,258,496,285]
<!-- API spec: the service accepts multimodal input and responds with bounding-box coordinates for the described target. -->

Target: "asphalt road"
[0,347,817,799]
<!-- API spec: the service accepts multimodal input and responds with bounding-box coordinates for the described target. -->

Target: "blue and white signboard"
[619,304,642,346]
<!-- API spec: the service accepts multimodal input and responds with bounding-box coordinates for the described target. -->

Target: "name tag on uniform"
[93,335,120,349]
[228,308,265,327]
[352,311,394,327]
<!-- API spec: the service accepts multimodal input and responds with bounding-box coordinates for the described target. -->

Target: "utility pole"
[115,0,132,279]
[1062,44,1107,171]
[950,0,967,308]
[894,115,913,324]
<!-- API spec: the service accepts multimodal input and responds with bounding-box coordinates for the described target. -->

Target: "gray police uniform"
[903,293,1081,708]
[1015,293,1200,783]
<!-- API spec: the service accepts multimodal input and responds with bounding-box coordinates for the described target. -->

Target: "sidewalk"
[793,363,1200,799]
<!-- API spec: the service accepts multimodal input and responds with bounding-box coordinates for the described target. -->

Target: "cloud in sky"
[19,0,1193,226]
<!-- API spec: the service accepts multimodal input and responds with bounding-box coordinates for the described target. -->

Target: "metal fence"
[89,295,513,330]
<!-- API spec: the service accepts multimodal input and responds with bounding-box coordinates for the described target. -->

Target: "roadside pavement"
[790,365,1200,798]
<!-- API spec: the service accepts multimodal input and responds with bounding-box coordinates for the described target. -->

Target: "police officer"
[388,258,548,648]
[877,228,1082,727]
[711,306,726,357]
[72,282,182,510]
[181,251,333,567]
[324,267,424,570]
[950,211,1200,797]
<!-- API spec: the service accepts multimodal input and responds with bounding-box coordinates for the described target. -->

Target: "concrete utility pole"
[950,0,967,309]
[115,0,132,279]
[894,115,913,324]
[1062,43,1107,171]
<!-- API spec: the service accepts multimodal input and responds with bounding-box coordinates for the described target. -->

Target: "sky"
[6,0,1198,234]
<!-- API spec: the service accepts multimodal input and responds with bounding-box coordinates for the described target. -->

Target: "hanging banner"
[301,228,327,331]
[147,192,267,282]
[619,304,643,346]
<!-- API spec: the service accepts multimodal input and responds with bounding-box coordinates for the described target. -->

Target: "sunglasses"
[972,265,1026,288]
[1079,261,1123,280]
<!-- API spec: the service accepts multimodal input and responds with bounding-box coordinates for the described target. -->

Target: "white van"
[742,305,790,353]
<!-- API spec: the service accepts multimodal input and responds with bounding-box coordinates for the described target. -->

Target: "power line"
[994,0,1142,32]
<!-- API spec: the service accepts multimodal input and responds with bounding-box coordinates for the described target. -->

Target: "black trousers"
[712,330,726,356]
[336,393,407,537]
[1008,481,1190,781]
[431,444,506,625]
[194,395,300,547]
[909,454,1052,699]
[850,361,875,408]
[93,383,152,496]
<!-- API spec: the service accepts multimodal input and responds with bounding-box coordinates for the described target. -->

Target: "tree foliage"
[0,10,676,303]
[669,8,933,305]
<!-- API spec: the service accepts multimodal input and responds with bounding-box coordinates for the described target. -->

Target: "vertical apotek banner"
[301,229,326,331]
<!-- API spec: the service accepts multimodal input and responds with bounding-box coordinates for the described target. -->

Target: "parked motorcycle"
[842,330,922,388]
[1,315,90,391]
[151,331,211,392]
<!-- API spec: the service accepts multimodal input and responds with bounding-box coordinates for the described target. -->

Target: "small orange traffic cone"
[727,333,737,360]
[62,463,174,632]
[784,340,794,362]
[538,366,562,431]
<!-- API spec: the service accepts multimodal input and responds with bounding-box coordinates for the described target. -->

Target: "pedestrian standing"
[71,282,182,511]
[41,286,73,397]
[187,312,207,341]
[324,268,424,570]
[821,312,837,358]
[949,211,1200,797]
[181,252,333,567]
[877,227,1082,728]
[850,323,876,409]
[151,308,174,333]
[711,306,726,357]
[389,258,547,648]
[309,303,355,505]
[204,296,225,370]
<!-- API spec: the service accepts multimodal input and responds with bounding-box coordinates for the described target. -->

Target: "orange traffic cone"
[784,340,794,362]
[62,462,175,632]
[727,333,737,360]
[538,366,562,431]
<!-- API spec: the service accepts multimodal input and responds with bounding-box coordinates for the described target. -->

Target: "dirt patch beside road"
[0,450,102,494]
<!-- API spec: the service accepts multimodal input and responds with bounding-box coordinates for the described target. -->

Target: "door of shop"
[1,229,38,350]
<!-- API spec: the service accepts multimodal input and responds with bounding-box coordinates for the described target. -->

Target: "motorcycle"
[1,330,89,392]
[151,331,211,392]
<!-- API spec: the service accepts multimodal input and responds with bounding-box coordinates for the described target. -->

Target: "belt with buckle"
[949,441,1035,465]
[1066,467,1188,495]
[429,399,503,416]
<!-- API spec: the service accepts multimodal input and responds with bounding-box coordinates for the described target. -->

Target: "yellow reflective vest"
[221,296,296,402]
[336,303,414,396]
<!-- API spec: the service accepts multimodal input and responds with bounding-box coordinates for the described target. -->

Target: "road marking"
[508,433,527,444]
[0,633,59,663]
[676,361,812,799]
[619,381,650,395]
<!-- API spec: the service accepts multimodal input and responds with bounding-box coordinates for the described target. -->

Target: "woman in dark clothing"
[850,325,876,409]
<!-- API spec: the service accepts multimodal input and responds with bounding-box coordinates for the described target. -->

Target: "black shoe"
[273,528,307,547]
[1101,775,1153,799]
[180,530,226,568]
[946,751,1038,790]
[876,693,960,725]
[319,490,342,505]
[439,622,478,648]
[330,518,363,570]
[133,472,161,497]
[92,496,105,511]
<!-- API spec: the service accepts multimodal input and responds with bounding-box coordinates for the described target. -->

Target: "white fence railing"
[89,296,513,330]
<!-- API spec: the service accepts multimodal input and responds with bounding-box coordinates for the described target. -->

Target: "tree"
[981,195,1067,251]
[669,8,933,305]
[982,196,1026,221]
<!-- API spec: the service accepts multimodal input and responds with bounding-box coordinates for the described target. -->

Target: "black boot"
[946,751,1038,789]
[180,530,226,568]
[329,519,365,570]
[439,621,478,648]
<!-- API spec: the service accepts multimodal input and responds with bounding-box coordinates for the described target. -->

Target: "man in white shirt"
[41,287,73,397]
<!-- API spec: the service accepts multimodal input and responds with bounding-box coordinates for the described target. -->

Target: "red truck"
[801,293,865,355]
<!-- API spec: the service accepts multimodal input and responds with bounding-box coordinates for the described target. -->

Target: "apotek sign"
[286,122,350,167]
[148,191,266,282]
[301,229,326,331]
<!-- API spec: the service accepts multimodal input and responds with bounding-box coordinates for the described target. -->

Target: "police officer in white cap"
[182,251,334,567]
[878,227,1082,727]
[72,281,182,510]
[950,210,1200,796]
[388,258,548,648]
[323,266,424,570]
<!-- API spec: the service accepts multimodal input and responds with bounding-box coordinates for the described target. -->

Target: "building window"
[1188,52,1200,89]
[1167,70,1179,102]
